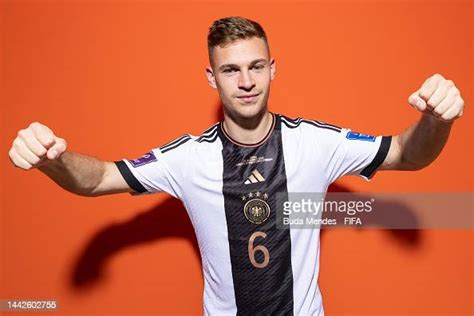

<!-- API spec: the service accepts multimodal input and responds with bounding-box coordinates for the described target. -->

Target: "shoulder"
[194,122,220,144]
[158,134,194,155]
[157,122,221,157]
[278,113,343,135]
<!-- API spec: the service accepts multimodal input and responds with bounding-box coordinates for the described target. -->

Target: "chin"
[232,103,266,120]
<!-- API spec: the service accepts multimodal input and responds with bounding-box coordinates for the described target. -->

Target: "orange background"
[1,0,473,315]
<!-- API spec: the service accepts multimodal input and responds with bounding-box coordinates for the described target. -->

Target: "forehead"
[210,37,270,68]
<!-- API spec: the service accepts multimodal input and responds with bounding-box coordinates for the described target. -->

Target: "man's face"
[206,37,275,120]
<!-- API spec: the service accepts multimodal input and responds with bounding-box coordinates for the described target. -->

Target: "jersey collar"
[220,112,277,148]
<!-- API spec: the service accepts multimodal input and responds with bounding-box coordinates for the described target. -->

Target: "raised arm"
[8,122,132,196]
[380,73,465,171]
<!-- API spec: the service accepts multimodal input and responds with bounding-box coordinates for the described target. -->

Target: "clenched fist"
[9,122,67,170]
[408,73,465,122]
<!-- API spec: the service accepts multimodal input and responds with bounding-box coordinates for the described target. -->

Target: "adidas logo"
[244,169,265,184]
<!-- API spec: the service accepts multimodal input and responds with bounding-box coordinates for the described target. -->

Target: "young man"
[8,17,464,315]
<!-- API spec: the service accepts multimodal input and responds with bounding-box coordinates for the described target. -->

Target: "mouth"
[236,93,261,104]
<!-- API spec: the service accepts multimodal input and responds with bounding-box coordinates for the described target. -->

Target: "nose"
[238,69,256,91]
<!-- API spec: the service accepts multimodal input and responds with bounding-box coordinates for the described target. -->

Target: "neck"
[222,110,273,145]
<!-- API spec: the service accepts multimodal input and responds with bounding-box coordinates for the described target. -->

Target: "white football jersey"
[115,113,391,315]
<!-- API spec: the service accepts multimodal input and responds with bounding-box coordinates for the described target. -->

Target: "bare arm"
[380,74,464,171]
[8,122,133,197]
[37,152,132,196]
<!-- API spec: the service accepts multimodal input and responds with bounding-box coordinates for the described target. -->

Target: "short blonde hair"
[207,16,269,58]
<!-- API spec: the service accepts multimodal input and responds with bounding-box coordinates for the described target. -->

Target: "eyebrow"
[218,59,268,71]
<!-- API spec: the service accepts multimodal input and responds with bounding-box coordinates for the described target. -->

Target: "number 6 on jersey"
[248,231,270,268]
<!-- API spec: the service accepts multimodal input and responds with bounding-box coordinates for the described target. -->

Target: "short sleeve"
[113,135,192,199]
[323,128,392,184]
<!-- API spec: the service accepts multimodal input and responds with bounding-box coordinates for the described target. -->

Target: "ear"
[206,67,217,89]
[270,58,276,81]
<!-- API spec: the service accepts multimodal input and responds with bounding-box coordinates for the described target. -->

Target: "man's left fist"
[408,73,465,122]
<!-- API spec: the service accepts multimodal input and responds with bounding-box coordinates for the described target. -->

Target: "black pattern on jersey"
[361,135,392,178]
[197,123,219,143]
[280,114,341,133]
[160,135,191,153]
[114,160,148,193]
[219,114,294,315]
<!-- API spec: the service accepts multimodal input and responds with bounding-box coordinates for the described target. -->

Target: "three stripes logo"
[244,169,265,185]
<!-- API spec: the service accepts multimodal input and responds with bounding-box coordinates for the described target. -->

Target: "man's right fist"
[8,122,67,170]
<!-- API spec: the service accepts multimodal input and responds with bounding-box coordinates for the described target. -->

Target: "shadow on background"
[325,183,422,246]
[70,197,200,290]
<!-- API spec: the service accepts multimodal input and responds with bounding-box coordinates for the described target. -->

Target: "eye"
[252,64,265,70]
[223,68,237,74]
